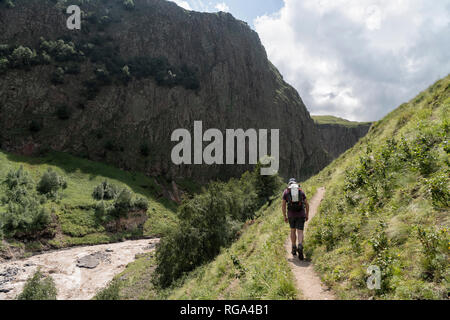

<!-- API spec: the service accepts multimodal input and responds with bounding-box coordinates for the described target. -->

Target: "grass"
[312,115,373,128]
[0,150,178,254]
[95,198,299,300]
[302,75,450,300]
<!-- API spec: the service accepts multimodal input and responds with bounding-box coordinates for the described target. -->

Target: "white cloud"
[215,2,230,12]
[255,0,450,121]
[170,0,192,10]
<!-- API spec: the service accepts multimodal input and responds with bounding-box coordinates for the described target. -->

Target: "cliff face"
[315,123,372,159]
[0,0,330,181]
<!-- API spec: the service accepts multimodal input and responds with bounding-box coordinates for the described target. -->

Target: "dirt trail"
[0,238,159,300]
[285,187,336,300]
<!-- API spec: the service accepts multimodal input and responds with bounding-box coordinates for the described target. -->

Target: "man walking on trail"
[282,178,309,260]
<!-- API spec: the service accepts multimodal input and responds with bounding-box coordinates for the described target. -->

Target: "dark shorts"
[289,217,306,230]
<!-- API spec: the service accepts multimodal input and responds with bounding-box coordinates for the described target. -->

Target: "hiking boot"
[298,244,304,261]
[291,245,297,256]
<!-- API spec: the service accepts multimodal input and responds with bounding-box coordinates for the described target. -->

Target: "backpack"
[286,184,304,212]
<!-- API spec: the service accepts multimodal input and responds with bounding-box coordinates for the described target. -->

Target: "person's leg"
[290,229,297,247]
[297,229,304,246]
[297,218,306,260]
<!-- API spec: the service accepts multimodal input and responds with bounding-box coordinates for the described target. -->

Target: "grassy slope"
[303,76,449,299]
[312,115,372,128]
[0,150,177,253]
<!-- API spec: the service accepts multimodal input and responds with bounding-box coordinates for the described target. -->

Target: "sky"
[170,0,450,121]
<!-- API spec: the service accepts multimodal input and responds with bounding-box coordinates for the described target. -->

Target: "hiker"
[282,178,309,260]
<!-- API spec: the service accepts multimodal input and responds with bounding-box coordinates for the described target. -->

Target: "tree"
[37,168,67,197]
[10,46,36,69]
[123,0,135,10]
[254,158,282,205]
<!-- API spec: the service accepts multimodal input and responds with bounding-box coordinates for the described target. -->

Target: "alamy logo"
[366,265,381,290]
[171,121,279,176]
[66,5,81,30]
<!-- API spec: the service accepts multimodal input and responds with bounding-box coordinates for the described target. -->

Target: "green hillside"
[103,75,449,301]
[0,151,177,257]
[312,115,372,128]
[303,75,449,299]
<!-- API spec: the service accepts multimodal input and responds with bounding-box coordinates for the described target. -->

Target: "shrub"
[10,46,36,69]
[1,198,51,237]
[94,66,112,85]
[254,159,282,205]
[37,168,67,197]
[416,227,449,282]
[94,280,121,300]
[111,188,134,217]
[17,270,57,300]
[120,65,131,84]
[1,167,52,237]
[123,0,135,10]
[0,57,9,74]
[134,197,149,210]
[426,170,450,208]
[5,0,14,9]
[4,166,32,190]
[51,67,65,85]
[92,180,120,200]
[40,39,79,62]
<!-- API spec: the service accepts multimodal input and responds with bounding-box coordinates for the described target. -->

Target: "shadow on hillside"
[4,151,178,213]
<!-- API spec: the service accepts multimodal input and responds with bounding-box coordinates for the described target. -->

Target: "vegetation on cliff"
[0,151,177,257]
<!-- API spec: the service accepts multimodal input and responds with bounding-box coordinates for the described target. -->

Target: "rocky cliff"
[0,0,330,181]
[313,116,372,159]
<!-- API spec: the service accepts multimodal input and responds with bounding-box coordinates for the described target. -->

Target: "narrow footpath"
[285,187,336,300]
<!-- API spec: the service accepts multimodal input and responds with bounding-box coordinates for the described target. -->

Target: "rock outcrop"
[315,122,372,159]
[0,0,331,181]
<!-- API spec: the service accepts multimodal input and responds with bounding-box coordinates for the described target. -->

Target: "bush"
[134,197,149,210]
[0,57,9,74]
[10,46,36,69]
[37,168,67,197]
[110,188,133,218]
[51,67,65,85]
[1,199,51,237]
[123,0,135,10]
[92,180,120,200]
[40,39,79,62]
[94,280,121,300]
[1,167,52,237]
[426,170,450,208]
[4,166,32,190]
[94,188,145,222]
[17,270,57,300]
[416,227,449,282]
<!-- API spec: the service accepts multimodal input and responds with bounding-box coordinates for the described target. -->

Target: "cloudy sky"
[170,0,450,121]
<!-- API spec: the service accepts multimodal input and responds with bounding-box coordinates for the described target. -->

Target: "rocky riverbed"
[0,239,159,300]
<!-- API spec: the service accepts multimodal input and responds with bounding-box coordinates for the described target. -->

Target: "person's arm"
[305,199,310,221]
[282,199,288,223]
